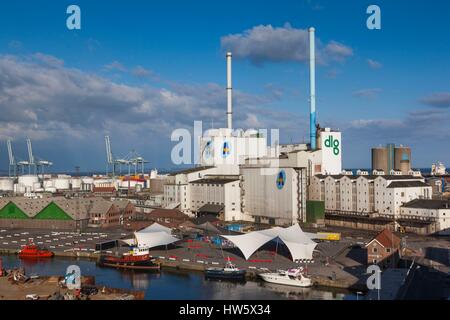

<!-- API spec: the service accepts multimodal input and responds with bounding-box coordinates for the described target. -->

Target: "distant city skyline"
[0,0,449,171]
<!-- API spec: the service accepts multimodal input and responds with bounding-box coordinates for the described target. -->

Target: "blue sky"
[0,0,449,172]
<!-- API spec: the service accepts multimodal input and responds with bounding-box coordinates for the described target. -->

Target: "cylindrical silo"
[53,177,70,190]
[372,147,388,173]
[18,175,39,191]
[0,178,14,191]
[400,159,410,175]
[395,146,411,172]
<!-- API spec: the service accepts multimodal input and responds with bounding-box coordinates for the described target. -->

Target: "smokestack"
[226,52,233,130]
[309,27,317,150]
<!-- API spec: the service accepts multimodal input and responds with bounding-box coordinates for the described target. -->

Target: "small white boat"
[259,267,312,288]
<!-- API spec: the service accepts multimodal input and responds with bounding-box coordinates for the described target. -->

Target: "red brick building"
[366,228,401,268]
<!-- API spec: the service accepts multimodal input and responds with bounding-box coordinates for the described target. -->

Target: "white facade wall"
[324,176,339,211]
[356,176,375,213]
[242,167,307,225]
[188,180,241,221]
[400,206,450,235]
[308,176,325,201]
[340,176,357,212]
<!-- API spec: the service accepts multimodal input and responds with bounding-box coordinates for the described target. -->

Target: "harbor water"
[1,255,347,300]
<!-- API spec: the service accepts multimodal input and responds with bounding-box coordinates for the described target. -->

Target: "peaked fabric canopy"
[134,231,180,248]
[221,224,317,261]
[121,222,179,248]
[139,222,172,234]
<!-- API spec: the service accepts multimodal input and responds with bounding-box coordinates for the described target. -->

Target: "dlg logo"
[222,141,230,158]
[276,170,286,190]
[324,136,340,156]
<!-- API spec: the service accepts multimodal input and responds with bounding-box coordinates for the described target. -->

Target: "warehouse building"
[0,197,90,230]
[308,173,445,234]
[400,199,450,235]
[0,197,135,230]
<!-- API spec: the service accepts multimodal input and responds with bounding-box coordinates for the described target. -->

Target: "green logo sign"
[324,136,340,156]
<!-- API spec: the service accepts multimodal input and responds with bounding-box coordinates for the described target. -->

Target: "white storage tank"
[33,182,42,191]
[43,179,54,189]
[18,175,39,190]
[71,178,82,189]
[53,178,70,190]
[0,177,14,191]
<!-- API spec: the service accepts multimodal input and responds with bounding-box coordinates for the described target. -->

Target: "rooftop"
[386,181,430,188]
[367,228,401,249]
[168,166,214,176]
[191,177,240,185]
[401,199,450,209]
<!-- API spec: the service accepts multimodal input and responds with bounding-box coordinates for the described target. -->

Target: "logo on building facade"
[203,140,213,159]
[276,170,286,190]
[324,136,340,156]
[222,141,230,158]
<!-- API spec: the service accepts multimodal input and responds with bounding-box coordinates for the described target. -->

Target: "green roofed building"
[0,196,135,230]
[0,197,91,230]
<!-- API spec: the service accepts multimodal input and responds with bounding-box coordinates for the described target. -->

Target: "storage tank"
[371,147,388,173]
[18,175,39,190]
[395,146,411,172]
[53,177,70,190]
[43,179,54,189]
[0,178,14,191]
[71,178,82,189]
[33,182,42,191]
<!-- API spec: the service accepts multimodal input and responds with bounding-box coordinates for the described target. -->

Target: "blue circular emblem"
[276,170,286,190]
[222,141,230,158]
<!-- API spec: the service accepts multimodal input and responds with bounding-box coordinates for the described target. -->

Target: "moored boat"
[205,261,246,281]
[259,267,312,288]
[18,244,54,259]
[98,247,160,271]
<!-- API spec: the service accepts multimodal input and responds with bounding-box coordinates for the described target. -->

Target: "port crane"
[26,138,53,176]
[6,139,17,177]
[104,136,149,177]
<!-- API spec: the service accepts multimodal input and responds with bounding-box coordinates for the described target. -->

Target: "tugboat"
[205,261,246,281]
[18,243,54,259]
[98,247,160,271]
[259,267,312,288]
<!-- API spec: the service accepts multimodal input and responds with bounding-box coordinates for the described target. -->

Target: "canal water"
[1,255,347,300]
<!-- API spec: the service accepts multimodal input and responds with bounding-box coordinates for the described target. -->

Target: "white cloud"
[0,53,306,169]
[352,88,382,99]
[220,23,353,65]
[367,59,382,69]
[420,92,450,108]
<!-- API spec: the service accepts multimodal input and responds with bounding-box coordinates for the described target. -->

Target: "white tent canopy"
[138,222,172,234]
[134,231,179,248]
[121,222,179,249]
[221,224,317,261]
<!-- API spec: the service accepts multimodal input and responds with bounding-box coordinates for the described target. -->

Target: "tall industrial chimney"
[309,27,317,150]
[226,52,233,130]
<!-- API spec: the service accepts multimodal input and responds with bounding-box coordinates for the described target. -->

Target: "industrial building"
[307,172,450,234]
[163,28,342,226]
[0,197,135,230]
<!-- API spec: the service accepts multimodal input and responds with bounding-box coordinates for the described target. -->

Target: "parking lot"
[0,228,130,254]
